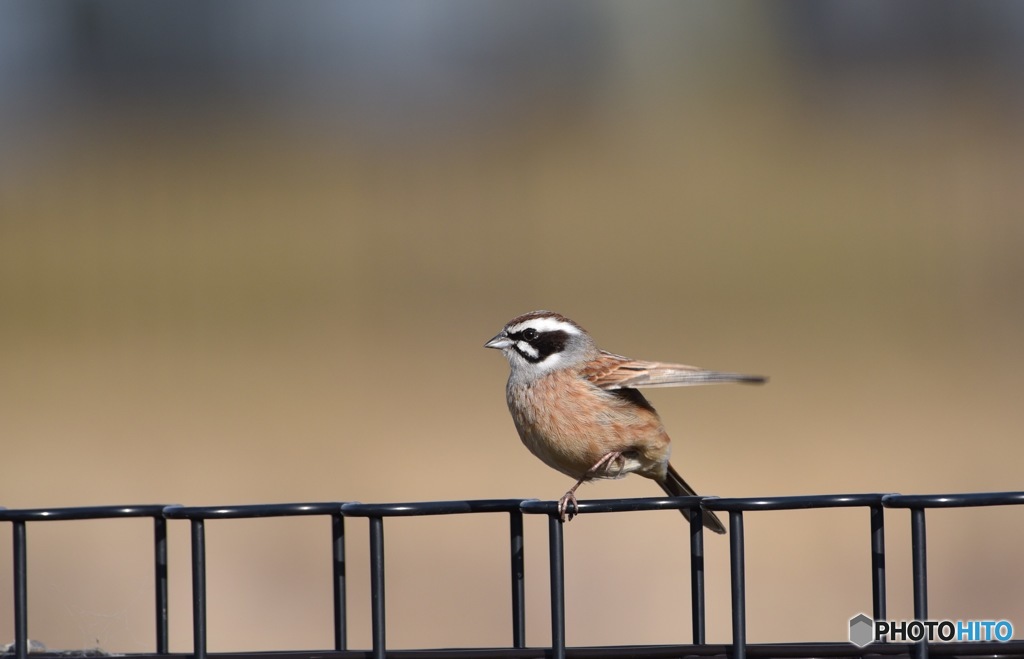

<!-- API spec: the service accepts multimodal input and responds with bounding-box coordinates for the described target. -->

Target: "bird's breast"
[505,371,669,480]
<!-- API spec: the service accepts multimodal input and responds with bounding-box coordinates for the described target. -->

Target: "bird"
[484,310,766,533]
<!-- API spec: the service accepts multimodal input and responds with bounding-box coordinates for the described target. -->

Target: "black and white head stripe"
[505,314,583,338]
[503,311,584,365]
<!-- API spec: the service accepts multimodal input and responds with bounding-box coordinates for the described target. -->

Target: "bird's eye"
[522,328,538,341]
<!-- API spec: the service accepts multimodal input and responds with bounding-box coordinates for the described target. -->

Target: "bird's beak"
[484,332,512,349]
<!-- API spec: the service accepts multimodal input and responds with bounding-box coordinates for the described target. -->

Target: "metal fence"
[2,491,1024,659]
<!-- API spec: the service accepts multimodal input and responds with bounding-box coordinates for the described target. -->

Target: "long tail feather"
[658,464,726,534]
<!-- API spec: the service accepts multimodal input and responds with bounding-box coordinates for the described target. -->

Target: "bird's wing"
[582,351,767,390]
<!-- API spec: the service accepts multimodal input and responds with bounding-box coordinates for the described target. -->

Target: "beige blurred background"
[2,0,1024,653]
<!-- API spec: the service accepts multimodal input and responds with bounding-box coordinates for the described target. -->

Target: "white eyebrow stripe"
[507,317,581,336]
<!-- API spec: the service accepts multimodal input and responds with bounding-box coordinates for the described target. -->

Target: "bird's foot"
[557,490,579,522]
[588,450,623,478]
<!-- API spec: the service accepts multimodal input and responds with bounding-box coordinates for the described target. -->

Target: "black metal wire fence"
[3,492,1024,659]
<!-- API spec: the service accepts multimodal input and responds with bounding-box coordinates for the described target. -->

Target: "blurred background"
[2,0,1023,652]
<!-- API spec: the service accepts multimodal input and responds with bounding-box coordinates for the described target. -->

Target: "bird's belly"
[516,424,639,479]
[507,381,665,480]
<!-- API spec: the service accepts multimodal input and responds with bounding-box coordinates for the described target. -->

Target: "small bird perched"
[485,310,766,533]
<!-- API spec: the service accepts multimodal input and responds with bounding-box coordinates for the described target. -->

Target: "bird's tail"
[658,464,726,535]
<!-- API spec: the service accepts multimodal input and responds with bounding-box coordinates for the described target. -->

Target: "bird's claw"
[558,491,579,522]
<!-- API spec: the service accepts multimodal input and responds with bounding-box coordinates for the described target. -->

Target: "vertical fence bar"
[870,504,886,623]
[190,519,207,659]
[153,516,169,653]
[689,509,706,644]
[12,520,28,659]
[509,510,526,649]
[729,511,746,659]
[331,513,346,651]
[911,508,928,659]
[369,516,386,659]
[548,516,566,659]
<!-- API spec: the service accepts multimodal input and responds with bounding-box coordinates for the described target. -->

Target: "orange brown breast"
[506,369,672,481]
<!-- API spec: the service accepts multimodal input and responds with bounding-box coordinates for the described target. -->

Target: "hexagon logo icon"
[849,613,874,647]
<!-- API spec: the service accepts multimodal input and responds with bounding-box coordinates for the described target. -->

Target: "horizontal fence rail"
[2,492,1024,659]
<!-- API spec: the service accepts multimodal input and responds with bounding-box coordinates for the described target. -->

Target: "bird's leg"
[558,451,623,522]
[587,450,624,477]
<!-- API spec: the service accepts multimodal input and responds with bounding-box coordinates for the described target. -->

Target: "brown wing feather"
[582,351,767,390]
